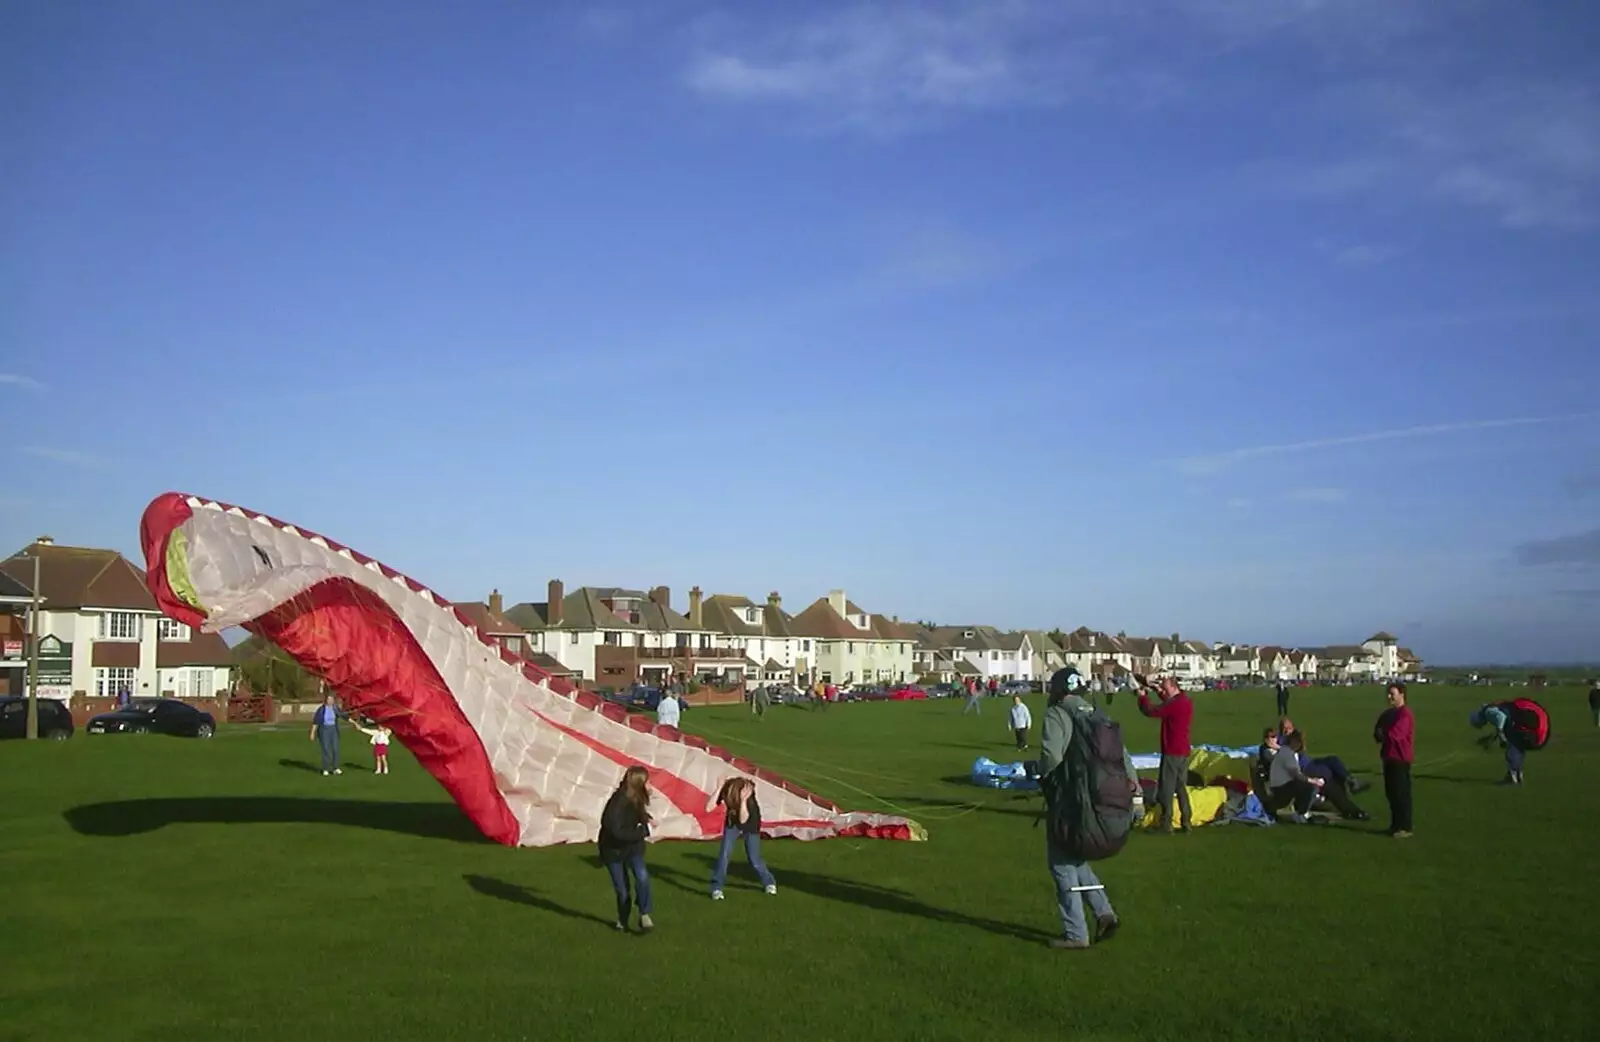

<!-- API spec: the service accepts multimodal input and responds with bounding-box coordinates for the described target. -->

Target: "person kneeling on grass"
[598,765,655,934]
[710,777,778,900]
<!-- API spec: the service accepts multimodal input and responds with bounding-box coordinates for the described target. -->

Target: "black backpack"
[1042,701,1135,861]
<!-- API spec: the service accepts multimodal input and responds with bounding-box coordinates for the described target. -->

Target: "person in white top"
[351,720,394,775]
[1008,694,1033,750]
[656,690,681,729]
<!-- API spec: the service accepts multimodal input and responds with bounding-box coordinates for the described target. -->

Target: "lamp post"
[22,555,42,740]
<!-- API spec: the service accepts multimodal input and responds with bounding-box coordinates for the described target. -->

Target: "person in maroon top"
[1374,681,1414,838]
[1135,674,1193,833]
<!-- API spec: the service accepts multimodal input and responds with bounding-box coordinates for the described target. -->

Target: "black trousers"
[1382,760,1413,833]
[1014,727,1028,749]
[1276,688,1289,716]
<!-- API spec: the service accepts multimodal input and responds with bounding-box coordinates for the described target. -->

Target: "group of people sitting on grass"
[1254,718,1370,823]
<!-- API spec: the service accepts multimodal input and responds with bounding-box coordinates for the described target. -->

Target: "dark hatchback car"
[86,698,216,738]
[0,696,75,740]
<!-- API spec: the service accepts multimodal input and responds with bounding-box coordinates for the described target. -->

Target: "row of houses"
[448,579,1423,689]
[1,537,1423,702]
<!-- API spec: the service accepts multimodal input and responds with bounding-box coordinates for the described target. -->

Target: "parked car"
[886,684,927,701]
[86,698,215,738]
[0,696,75,740]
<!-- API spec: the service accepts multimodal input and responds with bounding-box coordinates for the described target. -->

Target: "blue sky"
[3,0,1598,663]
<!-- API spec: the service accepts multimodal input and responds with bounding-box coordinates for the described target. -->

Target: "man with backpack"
[1470,697,1550,785]
[1037,667,1135,950]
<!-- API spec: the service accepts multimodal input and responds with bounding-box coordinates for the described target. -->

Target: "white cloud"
[0,374,43,389]
[1176,414,1589,476]
[20,446,101,468]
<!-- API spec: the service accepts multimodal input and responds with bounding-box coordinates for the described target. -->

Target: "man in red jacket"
[1135,674,1193,833]
[1374,681,1414,838]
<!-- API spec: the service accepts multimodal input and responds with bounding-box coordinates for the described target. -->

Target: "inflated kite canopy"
[139,493,923,847]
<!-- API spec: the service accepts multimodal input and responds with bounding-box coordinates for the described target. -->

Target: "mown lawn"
[2,684,1595,1042]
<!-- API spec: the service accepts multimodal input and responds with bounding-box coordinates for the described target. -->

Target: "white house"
[1214,644,1261,678]
[791,590,914,685]
[701,591,812,685]
[1362,632,1401,677]
[0,538,233,705]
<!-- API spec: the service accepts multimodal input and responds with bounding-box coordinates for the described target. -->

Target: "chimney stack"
[828,589,848,617]
[1171,631,1180,646]
[488,589,503,615]
[547,579,564,627]
[649,586,670,609]
[767,590,781,610]
[688,586,703,628]
[35,535,53,546]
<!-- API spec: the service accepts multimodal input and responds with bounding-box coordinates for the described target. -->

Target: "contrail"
[1176,414,1591,475]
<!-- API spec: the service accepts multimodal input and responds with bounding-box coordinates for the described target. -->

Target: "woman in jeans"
[709,777,778,900]
[598,765,655,932]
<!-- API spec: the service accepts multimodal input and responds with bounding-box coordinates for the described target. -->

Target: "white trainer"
[711,890,725,900]
[764,884,777,895]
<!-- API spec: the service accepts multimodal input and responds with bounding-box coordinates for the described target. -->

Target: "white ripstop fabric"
[176,499,903,846]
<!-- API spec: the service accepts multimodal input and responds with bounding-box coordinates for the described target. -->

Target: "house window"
[569,632,579,644]
[95,667,137,697]
[191,669,213,699]
[847,642,855,653]
[503,636,524,654]
[802,640,811,652]
[99,612,141,641]
[604,631,620,646]
[157,619,190,641]
[990,651,999,660]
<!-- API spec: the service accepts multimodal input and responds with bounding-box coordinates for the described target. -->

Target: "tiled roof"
[452,601,525,636]
[791,597,879,641]
[3,542,156,612]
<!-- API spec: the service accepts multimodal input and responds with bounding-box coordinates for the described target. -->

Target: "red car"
[886,685,927,701]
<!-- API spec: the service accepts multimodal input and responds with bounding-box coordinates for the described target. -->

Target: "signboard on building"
[2,639,21,660]
[37,635,72,686]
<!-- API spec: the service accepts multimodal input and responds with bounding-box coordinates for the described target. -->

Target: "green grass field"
[3,685,1596,1042]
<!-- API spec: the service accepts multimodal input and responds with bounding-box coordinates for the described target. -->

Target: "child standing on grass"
[598,765,655,933]
[1008,694,1033,750]
[709,777,778,900]
[351,719,393,774]
[1374,682,1414,838]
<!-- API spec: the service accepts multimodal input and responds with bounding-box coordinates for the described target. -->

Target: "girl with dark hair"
[709,777,778,900]
[598,765,655,932]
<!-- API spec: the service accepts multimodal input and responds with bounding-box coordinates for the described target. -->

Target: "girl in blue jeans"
[598,765,655,932]
[710,778,777,900]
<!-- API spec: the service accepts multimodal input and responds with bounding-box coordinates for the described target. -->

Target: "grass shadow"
[887,793,1042,818]
[651,855,1054,944]
[64,797,487,843]
[1413,774,1490,785]
[463,875,614,927]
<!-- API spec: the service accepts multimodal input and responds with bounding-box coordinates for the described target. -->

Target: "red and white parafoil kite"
[140,493,922,847]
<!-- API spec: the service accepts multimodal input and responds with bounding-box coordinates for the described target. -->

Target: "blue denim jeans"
[604,853,652,923]
[711,827,775,891]
[1505,742,1525,774]
[316,725,339,771]
[1046,839,1113,943]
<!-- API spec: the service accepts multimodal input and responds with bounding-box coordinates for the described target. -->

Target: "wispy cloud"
[682,2,1184,136]
[1516,529,1600,569]
[20,446,101,468]
[1176,414,1588,476]
[1287,487,1347,503]
[0,374,43,389]
[1313,238,1394,267]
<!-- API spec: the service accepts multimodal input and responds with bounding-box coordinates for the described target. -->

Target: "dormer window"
[746,608,760,623]
[963,630,974,639]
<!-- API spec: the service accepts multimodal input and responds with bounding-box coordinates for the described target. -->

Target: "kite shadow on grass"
[633,855,1053,944]
[464,875,614,927]
[64,797,487,844]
